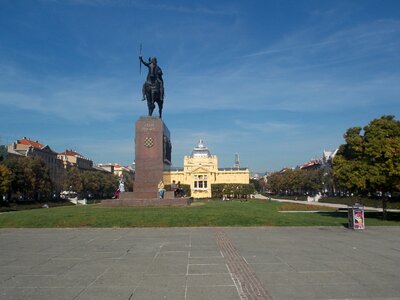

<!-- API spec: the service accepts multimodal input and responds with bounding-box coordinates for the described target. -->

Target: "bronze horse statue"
[140,56,164,118]
[144,80,163,118]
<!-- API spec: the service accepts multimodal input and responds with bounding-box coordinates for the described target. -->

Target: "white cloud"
[0,64,141,122]
[165,19,400,114]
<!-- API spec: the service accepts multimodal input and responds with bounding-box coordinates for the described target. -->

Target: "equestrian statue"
[139,55,164,118]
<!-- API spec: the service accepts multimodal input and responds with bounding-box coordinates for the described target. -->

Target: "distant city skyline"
[1,0,399,171]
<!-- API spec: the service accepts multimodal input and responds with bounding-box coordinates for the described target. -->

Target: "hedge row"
[211,183,255,199]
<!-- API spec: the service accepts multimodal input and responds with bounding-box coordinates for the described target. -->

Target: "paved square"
[0,227,399,299]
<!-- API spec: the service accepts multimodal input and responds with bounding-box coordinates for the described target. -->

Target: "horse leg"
[149,91,157,116]
[147,94,155,116]
[148,101,155,116]
[158,100,163,118]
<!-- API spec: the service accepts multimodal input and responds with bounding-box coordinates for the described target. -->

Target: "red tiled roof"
[299,159,321,169]
[18,138,45,149]
[59,149,82,157]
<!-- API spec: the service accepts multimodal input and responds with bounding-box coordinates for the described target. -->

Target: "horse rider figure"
[139,56,164,102]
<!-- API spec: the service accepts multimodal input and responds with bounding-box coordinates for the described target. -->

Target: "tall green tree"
[2,157,52,201]
[0,164,12,199]
[333,115,400,217]
[81,170,99,198]
[301,169,324,195]
[266,168,323,196]
[27,157,52,199]
[63,167,83,193]
[122,170,134,192]
[62,168,118,199]
[266,171,284,194]
[250,178,261,192]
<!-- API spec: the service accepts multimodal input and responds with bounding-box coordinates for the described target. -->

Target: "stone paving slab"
[0,227,400,300]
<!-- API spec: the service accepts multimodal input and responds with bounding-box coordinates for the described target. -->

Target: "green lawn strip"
[0,201,74,212]
[267,194,400,210]
[277,203,335,211]
[0,200,399,228]
[318,196,400,209]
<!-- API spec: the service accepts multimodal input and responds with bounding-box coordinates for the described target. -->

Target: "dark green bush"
[211,183,255,199]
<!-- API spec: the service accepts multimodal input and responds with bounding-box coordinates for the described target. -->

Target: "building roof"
[219,167,248,171]
[59,149,82,156]
[17,137,57,154]
[299,159,322,170]
[191,139,212,158]
[114,164,130,172]
[18,138,45,149]
[96,163,131,173]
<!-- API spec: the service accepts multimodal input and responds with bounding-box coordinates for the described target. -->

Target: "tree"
[62,168,119,199]
[250,178,261,192]
[27,157,52,200]
[2,157,52,201]
[122,170,134,192]
[81,170,100,198]
[266,168,323,196]
[300,169,324,195]
[333,115,400,218]
[99,172,119,198]
[63,167,83,193]
[266,172,285,194]
[0,164,12,199]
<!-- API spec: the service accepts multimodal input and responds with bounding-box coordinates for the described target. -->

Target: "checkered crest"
[144,137,154,148]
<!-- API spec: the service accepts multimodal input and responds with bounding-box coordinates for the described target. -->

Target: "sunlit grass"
[0,199,398,228]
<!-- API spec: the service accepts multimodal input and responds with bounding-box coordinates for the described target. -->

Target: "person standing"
[171,180,177,197]
[176,181,184,197]
[158,180,165,199]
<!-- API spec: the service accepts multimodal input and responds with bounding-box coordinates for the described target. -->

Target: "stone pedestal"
[100,116,191,207]
[133,116,171,199]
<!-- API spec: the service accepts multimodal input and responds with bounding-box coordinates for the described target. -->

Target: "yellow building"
[58,149,93,170]
[164,140,250,198]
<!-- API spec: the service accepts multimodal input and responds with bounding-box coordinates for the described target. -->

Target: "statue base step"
[100,197,190,207]
[119,191,176,200]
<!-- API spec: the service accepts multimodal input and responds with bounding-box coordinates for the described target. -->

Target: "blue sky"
[1,0,399,172]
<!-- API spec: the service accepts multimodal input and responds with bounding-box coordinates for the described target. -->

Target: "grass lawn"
[270,194,400,209]
[0,201,74,212]
[0,199,399,228]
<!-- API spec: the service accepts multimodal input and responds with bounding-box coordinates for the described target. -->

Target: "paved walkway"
[1,227,399,299]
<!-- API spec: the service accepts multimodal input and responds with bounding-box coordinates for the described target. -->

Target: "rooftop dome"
[191,139,211,158]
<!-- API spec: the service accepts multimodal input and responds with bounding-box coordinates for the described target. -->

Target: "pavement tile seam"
[188,263,225,266]
[186,231,193,300]
[188,255,224,258]
[188,272,230,276]
[191,284,237,287]
[70,250,137,300]
[215,229,273,300]
[115,256,155,299]
[248,262,292,265]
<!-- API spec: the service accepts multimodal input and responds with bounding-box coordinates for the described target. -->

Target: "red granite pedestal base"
[133,116,170,199]
[101,116,189,207]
